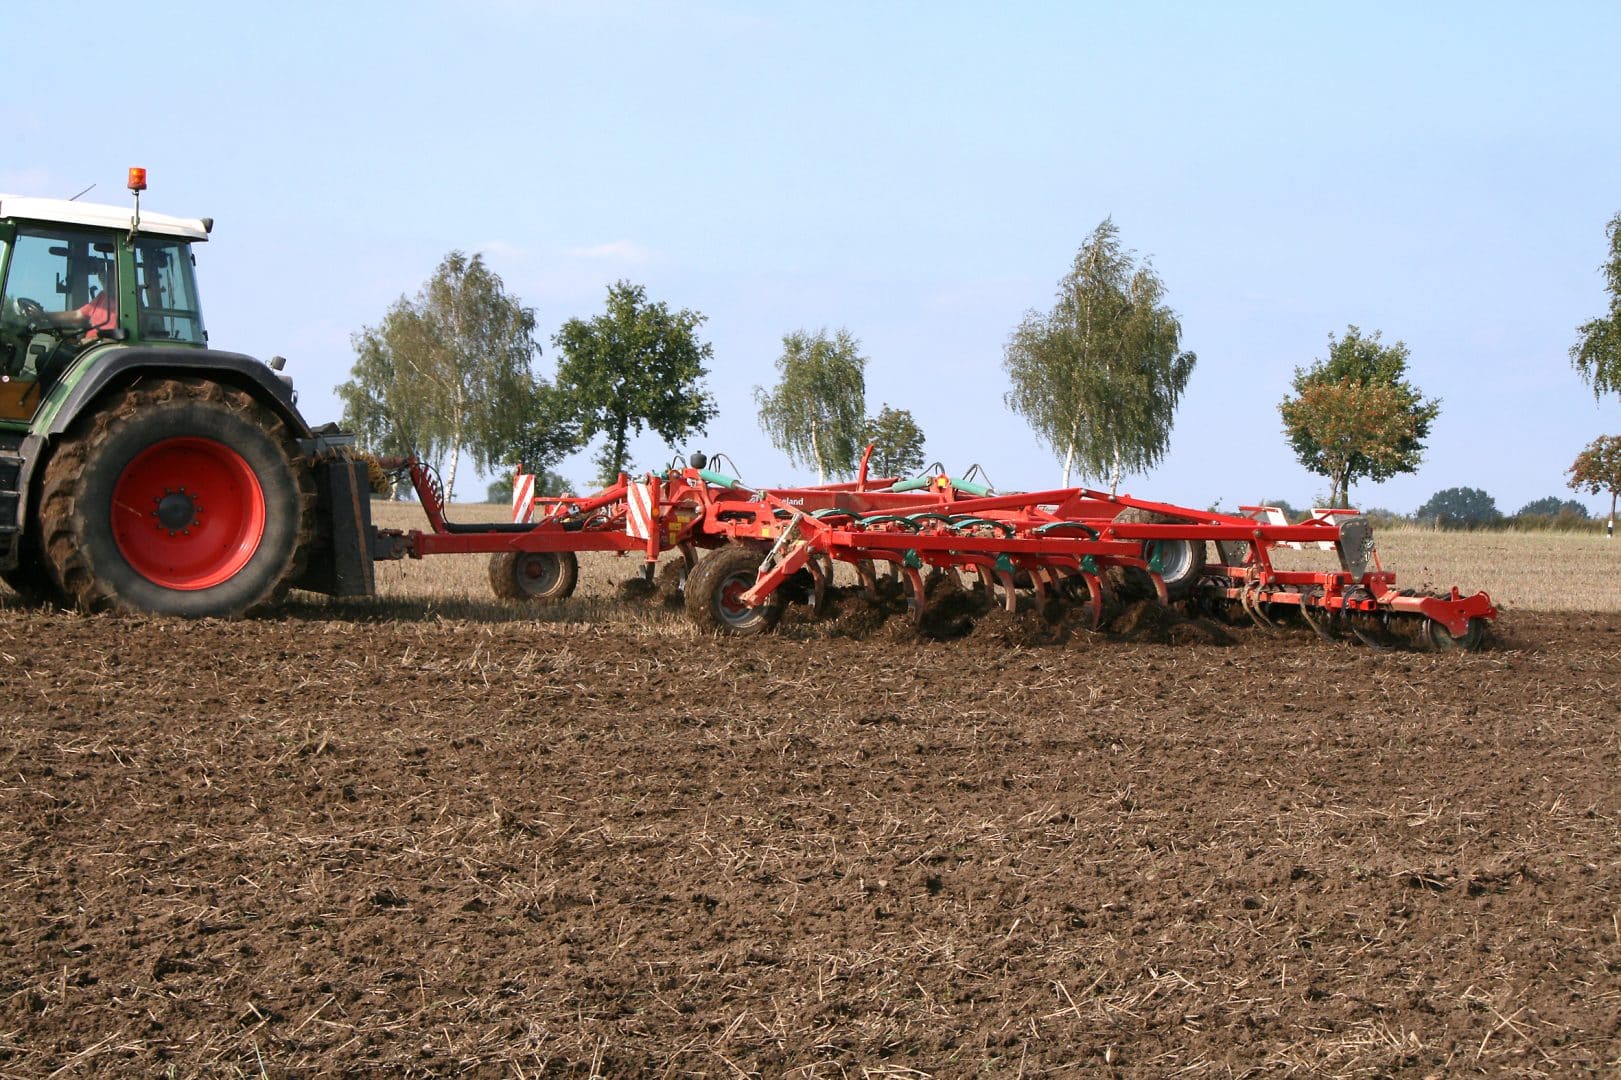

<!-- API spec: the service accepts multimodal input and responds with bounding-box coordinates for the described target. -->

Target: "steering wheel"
[5,297,48,331]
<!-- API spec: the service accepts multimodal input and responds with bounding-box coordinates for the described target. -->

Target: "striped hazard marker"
[511,471,535,523]
[626,480,656,540]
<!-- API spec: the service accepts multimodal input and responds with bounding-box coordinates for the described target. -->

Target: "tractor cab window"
[0,227,118,330]
[0,227,117,377]
[132,239,205,345]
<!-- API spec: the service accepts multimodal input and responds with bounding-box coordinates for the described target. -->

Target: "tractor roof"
[0,194,211,241]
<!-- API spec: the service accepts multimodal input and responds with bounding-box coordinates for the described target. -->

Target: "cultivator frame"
[367,452,1496,650]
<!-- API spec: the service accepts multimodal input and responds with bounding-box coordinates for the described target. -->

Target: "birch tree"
[339,251,547,499]
[1572,213,1621,400]
[755,328,868,483]
[1002,219,1196,490]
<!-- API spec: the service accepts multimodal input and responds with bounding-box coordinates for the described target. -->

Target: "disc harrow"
[369,450,1496,650]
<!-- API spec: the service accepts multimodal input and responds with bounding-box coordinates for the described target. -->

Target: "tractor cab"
[0,180,210,422]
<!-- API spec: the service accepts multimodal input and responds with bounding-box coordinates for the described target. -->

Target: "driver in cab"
[77,260,117,339]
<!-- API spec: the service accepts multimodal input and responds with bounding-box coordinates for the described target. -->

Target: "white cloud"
[477,239,531,261]
[564,240,657,265]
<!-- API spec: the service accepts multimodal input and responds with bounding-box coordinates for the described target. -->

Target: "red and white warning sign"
[511,471,535,523]
[626,480,657,540]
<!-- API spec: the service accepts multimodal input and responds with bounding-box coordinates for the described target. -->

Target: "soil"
[1,607,1618,1077]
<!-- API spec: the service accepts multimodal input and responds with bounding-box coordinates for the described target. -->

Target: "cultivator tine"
[807,554,831,616]
[1298,596,1338,643]
[855,559,879,601]
[1240,580,1276,630]
[905,566,927,625]
[1076,569,1106,629]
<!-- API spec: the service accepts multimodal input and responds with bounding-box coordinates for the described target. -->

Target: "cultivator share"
[369,448,1497,650]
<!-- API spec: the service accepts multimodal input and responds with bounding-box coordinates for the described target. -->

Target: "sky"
[6,1,1621,515]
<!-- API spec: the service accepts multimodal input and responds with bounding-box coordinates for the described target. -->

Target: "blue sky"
[7,1,1621,513]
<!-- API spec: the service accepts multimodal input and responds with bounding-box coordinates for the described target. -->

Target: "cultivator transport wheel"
[38,378,314,617]
[684,544,784,636]
[489,551,578,603]
[1113,508,1206,600]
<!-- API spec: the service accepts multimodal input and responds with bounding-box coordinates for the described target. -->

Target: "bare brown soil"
[1,606,1618,1076]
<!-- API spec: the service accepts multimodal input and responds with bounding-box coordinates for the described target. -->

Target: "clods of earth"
[1,607,1617,1076]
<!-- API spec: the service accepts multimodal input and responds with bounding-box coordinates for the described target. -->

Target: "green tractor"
[0,170,374,616]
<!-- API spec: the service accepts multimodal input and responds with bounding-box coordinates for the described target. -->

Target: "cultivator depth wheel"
[685,545,784,636]
[489,551,578,603]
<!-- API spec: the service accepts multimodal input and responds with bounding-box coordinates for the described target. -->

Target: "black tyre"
[684,545,784,636]
[489,550,579,603]
[38,378,313,617]
[1114,508,1206,601]
[1423,616,1487,653]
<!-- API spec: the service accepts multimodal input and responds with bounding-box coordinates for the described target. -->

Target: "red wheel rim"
[718,576,752,622]
[111,437,266,590]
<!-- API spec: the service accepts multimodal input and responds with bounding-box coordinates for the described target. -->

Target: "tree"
[338,251,549,500]
[1279,327,1439,508]
[861,404,927,480]
[1516,496,1589,520]
[553,281,718,487]
[1568,435,1621,526]
[1416,487,1502,530]
[1571,213,1621,400]
[487,466,572,505]
[1003,219,1196,491]
[755,328,868,483]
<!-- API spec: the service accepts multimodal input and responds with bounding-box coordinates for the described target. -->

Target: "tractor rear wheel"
[38,378,313,617]
[684,545,783,636]
[1113,508,1206,600]
[489,551,578,602]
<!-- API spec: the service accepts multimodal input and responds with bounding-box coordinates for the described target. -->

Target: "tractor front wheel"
[489,550,578,603]
[684,545,783,636]
[39,378,312,617]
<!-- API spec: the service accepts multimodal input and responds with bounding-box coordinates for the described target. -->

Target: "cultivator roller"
[371,450,1496,650]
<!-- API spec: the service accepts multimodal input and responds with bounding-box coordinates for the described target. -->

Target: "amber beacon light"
[127,167,148,192]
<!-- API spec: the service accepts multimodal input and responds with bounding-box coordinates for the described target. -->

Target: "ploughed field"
[1,535,1619,1076]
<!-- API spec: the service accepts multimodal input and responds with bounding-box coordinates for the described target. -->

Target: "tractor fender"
[39,346,311,440]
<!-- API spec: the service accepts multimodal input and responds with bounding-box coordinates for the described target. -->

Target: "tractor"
[0,170,374,616]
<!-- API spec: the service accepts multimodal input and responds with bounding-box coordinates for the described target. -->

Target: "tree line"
[340,213,1621,521]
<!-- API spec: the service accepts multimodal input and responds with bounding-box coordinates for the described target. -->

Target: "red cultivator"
[370,450,1496,650]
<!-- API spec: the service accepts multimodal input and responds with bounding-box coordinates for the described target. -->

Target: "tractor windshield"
[133,237,206,345]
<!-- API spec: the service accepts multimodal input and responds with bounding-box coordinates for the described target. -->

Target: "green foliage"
[1516,496,1589,519]
[487,466,573,505]
[1358,507,1410,529]
[754,328,869,483]
[553,282,717,487]
[338,251,552,500]
[1254,498,1301,521]
[862,404,927,480]
[1003,219,1195,490]
[1568,434,1621,521]
[1571,213,1621,400]
[1415,486,1502,529]
[1279,327,1440,508]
